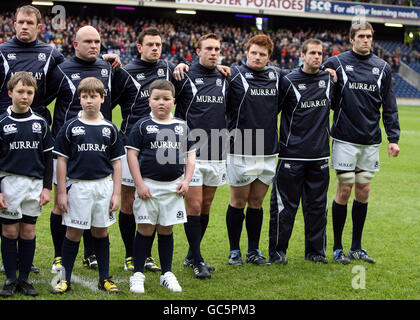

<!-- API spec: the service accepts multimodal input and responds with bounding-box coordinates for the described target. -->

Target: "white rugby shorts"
[0,173,43,220]
[62,177,116,229]
[121,154,135,187]
[226,154,277,187]
[189,160,227,187]
[133,178,187,226]
[331,139,380,172]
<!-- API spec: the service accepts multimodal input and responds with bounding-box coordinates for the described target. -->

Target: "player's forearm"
[127,150,146,189]
[111,159,122,196]
[56,157,68,195]
[183,151,196,183]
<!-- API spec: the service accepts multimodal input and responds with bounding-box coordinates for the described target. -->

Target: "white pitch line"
[49,272,129,292]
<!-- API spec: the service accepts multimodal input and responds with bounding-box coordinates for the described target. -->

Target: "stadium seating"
[392,74,420,98]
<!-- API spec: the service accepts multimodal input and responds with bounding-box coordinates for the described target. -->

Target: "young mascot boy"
[51,77,124,294]
[0,71,53,297]
[126,79,195,293]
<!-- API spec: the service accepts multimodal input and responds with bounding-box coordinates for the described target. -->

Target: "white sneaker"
[130,272,145,293]
[160,271,182,292]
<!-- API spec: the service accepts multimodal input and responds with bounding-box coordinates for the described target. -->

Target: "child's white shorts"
[63,177,116,229]
[133,178,187,226]
[0,173,43,220]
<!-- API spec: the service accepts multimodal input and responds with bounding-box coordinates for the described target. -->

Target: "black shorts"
[0,215,38,225]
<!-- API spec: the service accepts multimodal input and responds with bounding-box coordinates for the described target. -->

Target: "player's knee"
[2,225,18,239]
[19,225,36,240]
[247,196,264,209]
[355,182,371,203]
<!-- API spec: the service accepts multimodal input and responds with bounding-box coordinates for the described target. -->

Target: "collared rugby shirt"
[0,107,53,179]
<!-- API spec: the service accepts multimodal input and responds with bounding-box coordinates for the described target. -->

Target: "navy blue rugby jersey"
[278,68,335,160]
[0,37,64,123]
[323,50,400,145]
[174,63,228,161]
[53,115,124,180]
[112,58,176,144]
[44,56,114,138]
[227,64,287,156]
[126,115,193,182]
[0,107,53,179]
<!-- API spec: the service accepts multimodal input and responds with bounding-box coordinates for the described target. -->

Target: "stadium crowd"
[1,10,419,72]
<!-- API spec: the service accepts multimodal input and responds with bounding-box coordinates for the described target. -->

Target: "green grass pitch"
[2,104,419,301]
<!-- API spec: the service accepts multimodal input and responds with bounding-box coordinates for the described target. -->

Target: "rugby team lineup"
[0,1,408,300]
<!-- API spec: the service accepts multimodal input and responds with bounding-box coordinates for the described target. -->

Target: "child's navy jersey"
[45,56,114,138]
[278,68,335,160]
[53,114,124,180]
[323,50,400,145]
[126,115,193,182]
[112,58,176,143]
[0,107,53,179]
[227,64,287,156]
[174,63,228,161]
[0,38,65,123]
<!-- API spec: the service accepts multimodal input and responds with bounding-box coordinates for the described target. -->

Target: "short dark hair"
[197,33,219,49]
[77,77,105,97]
[349,21,374,40]
[16,5,42,25]
[137,27,161,44]
[246,34,274,57]
[302,39,323,54]
[7,71,37,92]
[149,79,175,97]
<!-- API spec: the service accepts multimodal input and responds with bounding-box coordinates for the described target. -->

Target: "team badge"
[174,125,184,135]
[318,80,326,88]
[268,71,276,80]
[176,211,185,220]
[372,67,380,75]
[38,53,46,61]
[157,68,165,77]
[102,127,111,138]
[101,69,108,77]
[216,78,222,87]
[32,122,42,133]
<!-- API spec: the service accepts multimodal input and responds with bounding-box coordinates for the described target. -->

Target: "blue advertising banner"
[305,0,420,21]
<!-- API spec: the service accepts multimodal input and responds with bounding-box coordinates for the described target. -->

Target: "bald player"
[44,25,121,274]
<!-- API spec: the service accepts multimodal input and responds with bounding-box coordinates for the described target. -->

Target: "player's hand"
[325,68,338,83]
[176,180,189,197]
[103,53,122,69]
[39,188,51,206]
[109,193,120,212]
[388,143,400,157]
[57,192,68,213]
[137,183,152,200]
[173,63,189,81]
[216,65,231,77]
[0,193,8,210]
